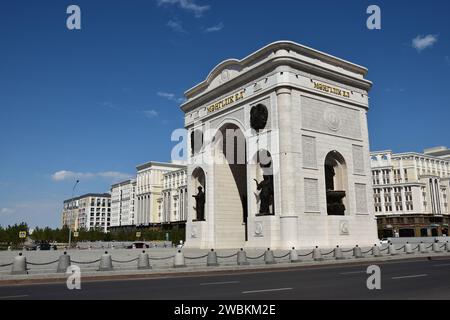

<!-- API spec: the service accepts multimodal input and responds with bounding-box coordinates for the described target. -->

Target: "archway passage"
[213,123,248,247]
[324,151,347,216]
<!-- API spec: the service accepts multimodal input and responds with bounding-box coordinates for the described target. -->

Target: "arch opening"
[213,123,248,246]
[324,151,348,216]
[191,167,206,221]
[252,149,274,216]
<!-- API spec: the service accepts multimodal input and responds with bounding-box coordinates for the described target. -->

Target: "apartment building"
[371,147,450,238]
[62,193,111,232]
[110,179,136,227]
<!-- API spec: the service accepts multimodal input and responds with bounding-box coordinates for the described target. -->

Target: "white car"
[379,238,389,245]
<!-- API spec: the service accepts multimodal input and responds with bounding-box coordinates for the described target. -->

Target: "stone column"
[276,87,298,248]
[401,187,407,213]
[390,188,396,213]
[380,188,386,213]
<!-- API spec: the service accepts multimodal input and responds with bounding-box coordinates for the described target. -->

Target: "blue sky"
[0,0,449,228]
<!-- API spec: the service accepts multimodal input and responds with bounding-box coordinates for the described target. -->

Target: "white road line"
[0,295,29,299]
[242,288,293,294]
[339,271,366,275]
[391,274,428,280]
[433,263,450,267]
[200,281,240,286]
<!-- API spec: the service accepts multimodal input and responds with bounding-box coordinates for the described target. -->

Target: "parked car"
[379,238,389,245]
[28,241,57,251]
[127,242,149,249]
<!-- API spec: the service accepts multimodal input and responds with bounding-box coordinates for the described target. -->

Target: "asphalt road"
[1,257,450,300]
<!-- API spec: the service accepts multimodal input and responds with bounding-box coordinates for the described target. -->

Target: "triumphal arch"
[181,41,378,249]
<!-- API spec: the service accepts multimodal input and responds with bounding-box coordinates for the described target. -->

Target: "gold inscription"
[313,82,350,98]
[207,90,245,113]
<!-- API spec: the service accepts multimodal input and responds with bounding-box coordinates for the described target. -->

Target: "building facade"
[62,193,111,232]
[161,168,188,225]
[371,148,450,238]
[110,179,136,227]
[135,162,186,227]
[182,41,378,249]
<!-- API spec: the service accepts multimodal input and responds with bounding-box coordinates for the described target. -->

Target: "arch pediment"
[206,60,243,91]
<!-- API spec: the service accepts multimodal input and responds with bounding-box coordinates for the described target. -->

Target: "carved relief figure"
[192,186,205,221]
[254,175,274,215]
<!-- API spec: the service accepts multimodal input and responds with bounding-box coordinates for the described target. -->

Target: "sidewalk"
[1,250,449,286]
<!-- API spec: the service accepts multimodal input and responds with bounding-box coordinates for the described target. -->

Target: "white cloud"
[157,91,185,104]
[0,208,14,216]
[167,19,188,33]
[157,0,210,17]
[412,34,438,52]
[51,170,131,182]
[205,22,224,33]
[143,109,159,119]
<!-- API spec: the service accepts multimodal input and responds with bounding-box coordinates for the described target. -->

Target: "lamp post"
[68,179,80,249]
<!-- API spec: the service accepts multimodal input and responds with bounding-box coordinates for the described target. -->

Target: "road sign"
[73,231,79,238]
[19,231,27,239]
[136,232,141,238]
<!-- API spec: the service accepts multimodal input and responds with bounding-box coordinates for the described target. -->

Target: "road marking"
[433,263,450,267]
[391,274,428,280]
[242,288,293,294]
[339,271,366,275]
[0,295,29,299]
[200,281,240,286]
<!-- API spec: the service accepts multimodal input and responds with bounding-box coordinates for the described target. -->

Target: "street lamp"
[68,179,80,249]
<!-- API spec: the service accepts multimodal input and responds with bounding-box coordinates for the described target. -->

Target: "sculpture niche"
[192,186,205,221]
[254,175,274,216]
[325,165,346,216]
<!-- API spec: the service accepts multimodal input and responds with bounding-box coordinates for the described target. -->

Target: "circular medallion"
[254,222,263,236]
[324,107,340,132]
[220,70,230,83]
[340,221,349,235]
[191,226,198,238]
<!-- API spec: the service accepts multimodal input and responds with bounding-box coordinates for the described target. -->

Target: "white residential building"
[161,168,188,225]
[62,193,111,232]
[136,162,186,226]
[110,179,136,227]
[370,147,450,238]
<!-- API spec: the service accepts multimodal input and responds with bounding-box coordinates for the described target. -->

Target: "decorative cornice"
[181,41,372,112]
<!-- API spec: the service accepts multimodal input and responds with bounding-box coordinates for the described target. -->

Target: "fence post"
[264,248,276,265]
[313,246,323,261]
[11,253,27,275]
[207,249,219,267]
[237,248,249,266]
[372,244,381,257]
[419,242,428,254]
[290,247,300,263]
[57,251,71,273]
[138,251,151,270]
[98,251,113,271]
[334,245,345,260]
[174,250,186,268]
[404,242,413,254]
